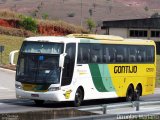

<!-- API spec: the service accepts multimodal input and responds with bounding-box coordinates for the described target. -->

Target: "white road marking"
[0,86,14,91]
[0,67,15,73]
[0,86,9,90]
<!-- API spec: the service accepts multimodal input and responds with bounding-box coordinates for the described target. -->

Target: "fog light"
[15,84,22,89]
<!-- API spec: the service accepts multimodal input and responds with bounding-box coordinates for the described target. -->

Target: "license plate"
[31,94,39,97]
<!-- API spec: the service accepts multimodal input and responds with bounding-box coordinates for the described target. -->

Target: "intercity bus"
[10,34,156,106]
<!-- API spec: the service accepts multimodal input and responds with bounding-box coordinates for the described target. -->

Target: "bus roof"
[67,34,124,41]
[24,36,80,43]
[67,34,155,45]
[24,35,155,46]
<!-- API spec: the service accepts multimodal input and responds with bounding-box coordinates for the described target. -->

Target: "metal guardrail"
[78,101,160,114]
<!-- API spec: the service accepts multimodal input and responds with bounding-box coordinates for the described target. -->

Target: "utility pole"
[81,0,83,26]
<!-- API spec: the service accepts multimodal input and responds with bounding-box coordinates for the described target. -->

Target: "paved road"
[0,68,160,114]
[0,68,15,99]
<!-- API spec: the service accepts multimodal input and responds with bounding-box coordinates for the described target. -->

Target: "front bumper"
[16,88,69,102]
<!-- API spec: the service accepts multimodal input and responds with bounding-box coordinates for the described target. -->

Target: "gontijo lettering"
[114,66,137,73]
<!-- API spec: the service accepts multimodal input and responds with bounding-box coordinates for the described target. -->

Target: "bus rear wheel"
[126,85,134,102]
[135,85,142,101]
[74,88,83,107]
[34,100,44,106]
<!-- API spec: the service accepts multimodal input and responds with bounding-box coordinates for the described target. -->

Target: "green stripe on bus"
[98,64,108,92]
[98,65,115,92]
[80,39,91,43]
[89,64,106,92]
[103,65,115,91]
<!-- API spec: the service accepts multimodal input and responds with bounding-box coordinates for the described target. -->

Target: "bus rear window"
[21,42,64,54]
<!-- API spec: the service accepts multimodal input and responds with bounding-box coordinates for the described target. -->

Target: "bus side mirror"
[59,53,67,68]
[9,50,19,65]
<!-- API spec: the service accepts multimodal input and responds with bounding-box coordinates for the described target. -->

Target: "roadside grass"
[0,34,23,65]
[38,19,88,34]
[0,10,22,20]
[0,26,36,37]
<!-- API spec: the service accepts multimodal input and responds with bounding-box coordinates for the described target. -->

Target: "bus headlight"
[48,87,60,91]
[15,84,22,89]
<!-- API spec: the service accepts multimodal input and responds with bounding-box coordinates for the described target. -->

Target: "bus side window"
[128,46,137,63]
[103,46,110,63]
[77,44,90,63]
[137,53,142,62]
[129,55,136,62]
[137,46,146,62]
[91,44,103,63]
[146,46,155,63]
[117,54,123,62]
[116,46,125,62]
[109,47,116,63]
[61,43,76,86]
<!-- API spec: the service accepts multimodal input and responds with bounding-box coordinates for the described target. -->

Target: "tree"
[106,0,112,13]
[144,6,149,11]
[89,8,93,17]
[93,3,97,12]
[31,1,44,18]
[42,13,49,19]
[31,10,38,17]
[86,18,96,33]
[20,17,38,32]
[95,21,102,34]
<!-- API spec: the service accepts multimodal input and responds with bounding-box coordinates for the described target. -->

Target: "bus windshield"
[21,42,63,54]
[16,42,64,84]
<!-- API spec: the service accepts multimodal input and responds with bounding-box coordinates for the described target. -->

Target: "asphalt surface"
[0,68,15,99]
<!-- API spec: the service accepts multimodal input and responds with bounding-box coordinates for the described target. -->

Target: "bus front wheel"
[74,88,84,107]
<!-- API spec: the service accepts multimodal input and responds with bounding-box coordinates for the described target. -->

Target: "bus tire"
[34,100,44,106]
[135,84,142,101]
[74,87,84,107]
[126,85,134,102]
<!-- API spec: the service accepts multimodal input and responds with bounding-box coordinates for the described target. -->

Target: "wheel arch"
[126,83,134,101]
[73,86,85,107]
[128,83,134,91]
[77,86,84,100]
[136,83,142,96]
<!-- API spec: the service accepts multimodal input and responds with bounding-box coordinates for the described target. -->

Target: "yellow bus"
[10,34,156,106]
